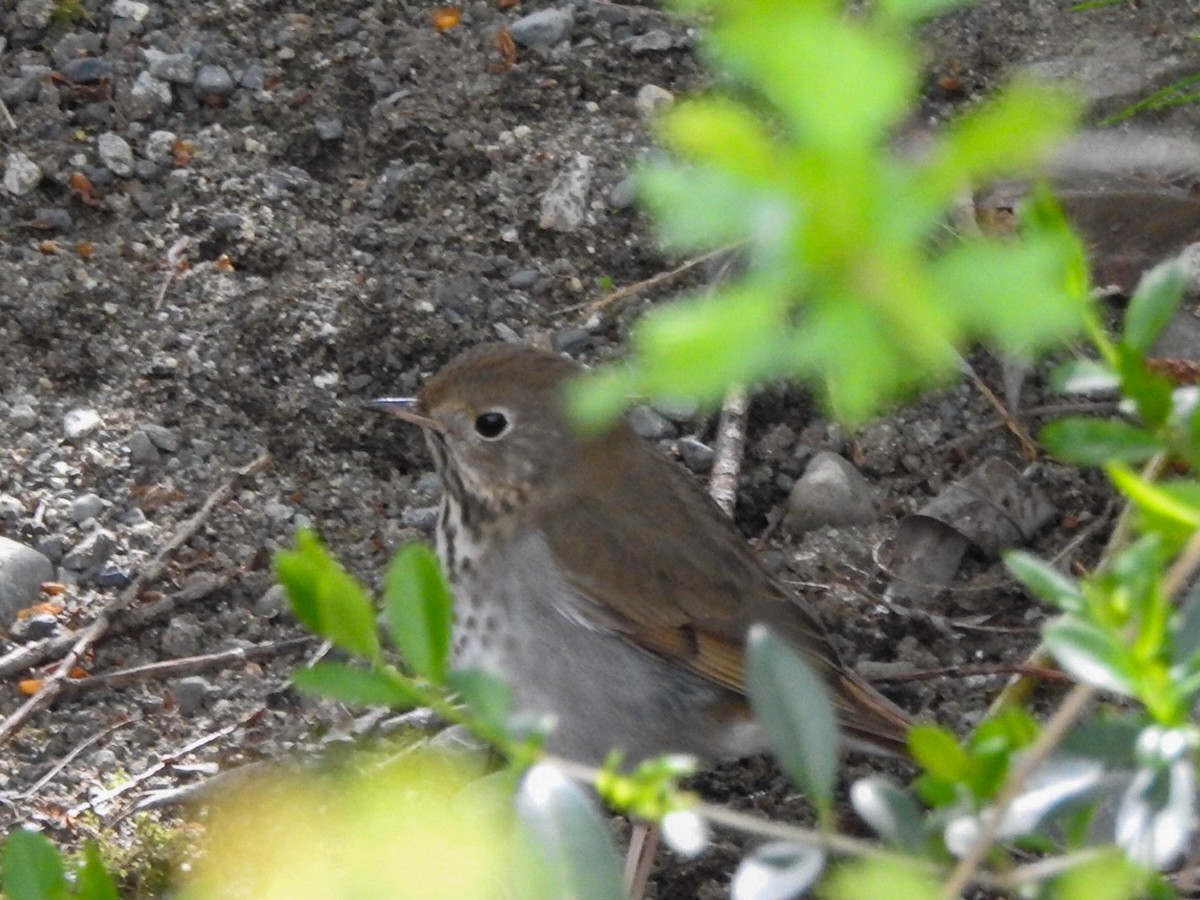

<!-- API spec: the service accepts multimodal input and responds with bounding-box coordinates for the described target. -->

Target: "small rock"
[142,423,179,452]
[36,535,70,565]
[9,403,37,430]
[111,0,150,21]
[255,583,288,617]
[89,748,121,773]
[71,492,106,524]
[608,175,638,209]
[127,430,159,464]
[97,132,135,176]
[62,529,116,572]
[31,208,72,231]
[4,150,42,196]
[264,500,293,522]
[628,29,676,53]
[635,84,673,118]
[677,437,715,473]
[314,118,344,140]
[63,408,102,440]
[15,0,54,29]
[628,405,677,440]
[161,615,205,656]
[194,64,235,99]
[401,506,438,531]
[143,48,195,83]
[0,537,54,622]
[174,676,212,716]
[539,152,593,232]
[94,561,130,587]
[507,268,541,290]
[652,397,700,423]
[240,64,265,91]
[125,71,172,119]
[510,8,574,47]
[551,327,592,355]
[783,451,877,535]
[13,613,58,641]
[61,56,114,84]
[0,495,23,525]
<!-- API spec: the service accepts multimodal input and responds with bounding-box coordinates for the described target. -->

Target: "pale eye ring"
[474,410,510,440]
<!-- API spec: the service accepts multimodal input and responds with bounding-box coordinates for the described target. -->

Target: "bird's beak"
[365,397,443,432]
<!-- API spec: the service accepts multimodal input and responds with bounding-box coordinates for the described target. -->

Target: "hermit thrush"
[369,343,910,764]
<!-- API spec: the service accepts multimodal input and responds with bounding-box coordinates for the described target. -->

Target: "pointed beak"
[364,397,443,432]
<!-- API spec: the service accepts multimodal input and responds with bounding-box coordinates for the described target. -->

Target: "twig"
[18,716,141,799]
[0,98,15,130]
[0,572,228,678]
[0,452,270,745]
[566,246,735,318]
[709,387,748,518]
[871,662,1070,684]
[60,637,316,695]
[958,357,1040,459]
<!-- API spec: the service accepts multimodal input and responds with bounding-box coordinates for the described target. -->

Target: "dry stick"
[0,572,229,678]
[565,245,734,317]
[18,715,142,799]
[0,452,271,746]
[59,637,316,695]
[958,358,1040,459]
[0,98,15,130]
[709,388,748,519]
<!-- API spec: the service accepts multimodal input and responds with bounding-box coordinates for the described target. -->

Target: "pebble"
[0,537,54,622]
[97,132,135,176]
[0,495,23,525]
[608,175,638,209]
[510,8,574,48]
[652,397,700,423]
[264,500,293,522]
[255,583,288,617]
[142,423,179,452]
[62,529,116,572]
[507,268,541,289]
[628,30,676,53]
[144,48,195,83]
[174,676,212,716]
[128,430,160,464]
[125,71,172,119]
[32,208,72,231]
[63,408,102,440]
[89,748,121,773]
[161,615,205,656]
[628,405,677,440]
[194,64,235,99]
[315,118,344,140]
[4,150,42,196]
[400,506,438,531]
[635,84,673,118]
[61,56,113,84]
[95,561,130,587]
[9,403,37,430]
[71,492,107,524]
[539,152,593,232]
[111,0,150,21]
[37,535,70,565]
[783,451,877,536]
[677,436,715,473]
[551,327,592,355]
[15,0,54,29]
[15,613,59,641]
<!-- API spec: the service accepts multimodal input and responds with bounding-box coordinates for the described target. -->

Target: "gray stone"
[15,613,58,641]
[125,71,172,119]
[608,175,638,209]
[9,403,36,430]
[97,132,135,176]
[551,327,592,355]
[52,32,103,67]
[784,451,877,535]
[111,0,150,21]
[174,676,212,716]
[142,423,179,451]
[71,492,106,524]
[507,268,541,289]
[628,405,677,440]
[143,48,195,83]
[400,505,438,530]
[677,437,715,474]
[94,562,130,587]
[635,83,673,118]
[162,615,205,656]
[14,0,54,29]
[255,583,288,617]
[0,537,54,622]
[62,529,116,572]
[128,430,159,464]
[36,535,70,565]
[510,8,574,48]
[539,152,592,232]
[194,64,235,98]
[4,150,42,196]
[63,407,102,440]
[651,397,700,423]
[0,495,23,525]
[32,208,71,231]
[628,29,675,53]
[315,118,344,140]
[88,748,120,773]
[61,56,113,84]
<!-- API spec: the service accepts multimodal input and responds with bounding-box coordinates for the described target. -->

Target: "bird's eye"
[474,410,510,440]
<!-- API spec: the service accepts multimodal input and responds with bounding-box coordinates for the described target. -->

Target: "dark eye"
[474,411,509,440]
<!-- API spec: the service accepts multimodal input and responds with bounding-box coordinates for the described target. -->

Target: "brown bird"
[369,343,910,765]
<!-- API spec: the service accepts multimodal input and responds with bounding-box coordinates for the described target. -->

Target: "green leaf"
[731,842,826,899]
[638,163,781,251]
[383,543,452,683]
[1171,585,1200,668]
[446,667,513,731]
[1122,261,1188,355]
[823,857,940,900]
[76,843,118,900]
[1004,551,1086,612]
[908,724,969,782]
[658,97,778,182]
[2,830,68,900]
[515,764,625,900]
[274,529,380,660]
[292,661,418,708]
[849,777,926,852]
[1040,418,1163,466]
[1108,467,1200,533]
[1044,617,1138,696]
[745,624,839,816]
[1115,349,1174,430]
[1048,847,1147,900]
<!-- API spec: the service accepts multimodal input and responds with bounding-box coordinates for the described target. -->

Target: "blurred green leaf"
[849,777,926,852]
[516,764,625,900]
[2,830,67,900]
[745,624,839,816]
[908,725,969,783]
[1044,617,1138,696]
[730,842,825,900]
[1040,418,1163,466]
[446,667,512,732]
[384,543,452,683]
[77,843,118,900]
[292,662,417,708]
[1171,585,1200,668]
[638,163,779,251]
[658,98,778,181]
[1005,551,1086,612]
[822,857,941,900]
[1052,359,1119,395]
[1058,716,1142,769]
[275,529,379,661]
[1121,261,1188,355]
[1046,847,1148,900]
[1115,350,1174,430]
[1108,467,1200,536]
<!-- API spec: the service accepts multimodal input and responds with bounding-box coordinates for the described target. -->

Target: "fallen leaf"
[431,6,462,31]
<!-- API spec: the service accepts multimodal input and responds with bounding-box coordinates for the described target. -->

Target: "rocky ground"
[1,0,1199,895]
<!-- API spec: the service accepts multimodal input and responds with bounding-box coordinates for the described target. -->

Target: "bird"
[368,342,911,766]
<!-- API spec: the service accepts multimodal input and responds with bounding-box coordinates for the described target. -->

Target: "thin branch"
[709,387,748,518]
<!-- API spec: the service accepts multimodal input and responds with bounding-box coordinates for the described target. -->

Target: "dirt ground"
[1,0,1199,895]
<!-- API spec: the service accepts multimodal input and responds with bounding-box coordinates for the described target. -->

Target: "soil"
[1,0,1198,896]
